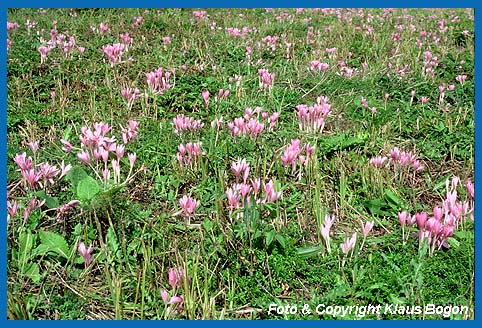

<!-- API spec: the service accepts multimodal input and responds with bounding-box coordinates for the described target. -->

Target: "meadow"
[6,8,474,319]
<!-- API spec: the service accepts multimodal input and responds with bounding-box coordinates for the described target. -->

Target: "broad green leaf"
[35,230,69,259]
[384,189,403,209]
[77,176,100,201]
[265,230,275,246]
[25,263,42,284]
[65,166,89,190]
[275,234,286,249]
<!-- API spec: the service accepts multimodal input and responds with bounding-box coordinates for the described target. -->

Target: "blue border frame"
[2,0,479,324]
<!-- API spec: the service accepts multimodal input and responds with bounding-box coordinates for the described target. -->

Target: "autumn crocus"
[341,232,357,256]
[78,242,94,266]
[179,195,200,219]
[320,214,335,254]
[202,91,209,109]
[359,220,374,253]
[398,210,408,241]
[7,200,18,222]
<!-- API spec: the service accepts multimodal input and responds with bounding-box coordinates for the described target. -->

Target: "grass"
[6,8,474,320]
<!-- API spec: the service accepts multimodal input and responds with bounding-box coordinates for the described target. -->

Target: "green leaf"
[446,237,460,248]
[296,245,323,258]
[77,176,100,201]
[62,125,72,141]
[34,230,69,259]
[275,234,286,249]
[384,189,403,209]
[106,226,119,261]
[65,166,89,190]
[24,263,42,284]
[18,230,36,273]
[265,230,275,246]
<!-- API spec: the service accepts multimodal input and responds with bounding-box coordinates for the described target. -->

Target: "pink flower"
[264,179,281,203]
[231,159,249,183]
[465,179,474,199]
[341,232,357,255]
[7,200,18,221]
[415,212,428,230]
[77,150,91,165]
[38,45,51,63]
[168,267,185,289]
[202,91,209,109]
[361,221,374,239]
[320,214,335,253]
[398,211,408,228]
[128,153,137,169]
[370,156,388,168]
[78,242,94,266]
[179,195,199,217]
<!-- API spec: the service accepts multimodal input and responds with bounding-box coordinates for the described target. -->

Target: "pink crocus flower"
[78,242,94,266]
[7,200,18,222]
[202,91,209,109]
[361,221,374,239]
[370,156,388,168]
[264,179,281,203]
[168,267,185,289]
[179,195,200,217]
[320,214,335,253]
[465,179,474,199]
[341,232,357,255]
[29,141,39,154]
[77,150,91,165]
[128,153,137,169]
[38,45,51,63]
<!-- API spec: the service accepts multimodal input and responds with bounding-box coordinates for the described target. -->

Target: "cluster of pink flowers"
[37,30,85,63]
[7,22,19,30]
[398,176,474,255]
[262,35,279,52]
[176,142,203,170]
[193,10,207,19]
[226,27,253,38]
[227,107,279,141]
[370,147,425,172]
[336,61,360,79]
[119,33,133,46]
[280,139,315,172]
[7,196,45,226]
[296,96,332,133]
[146,67,175,95]
[132,16,143,28]
[224,159,282,214]
[172,114,204,135]
[13,148,70,191]
[258,68,276,91]
[456,74,467,86]
[103,43,126,67]
[309,60,329,72]
[62,121,139,185]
